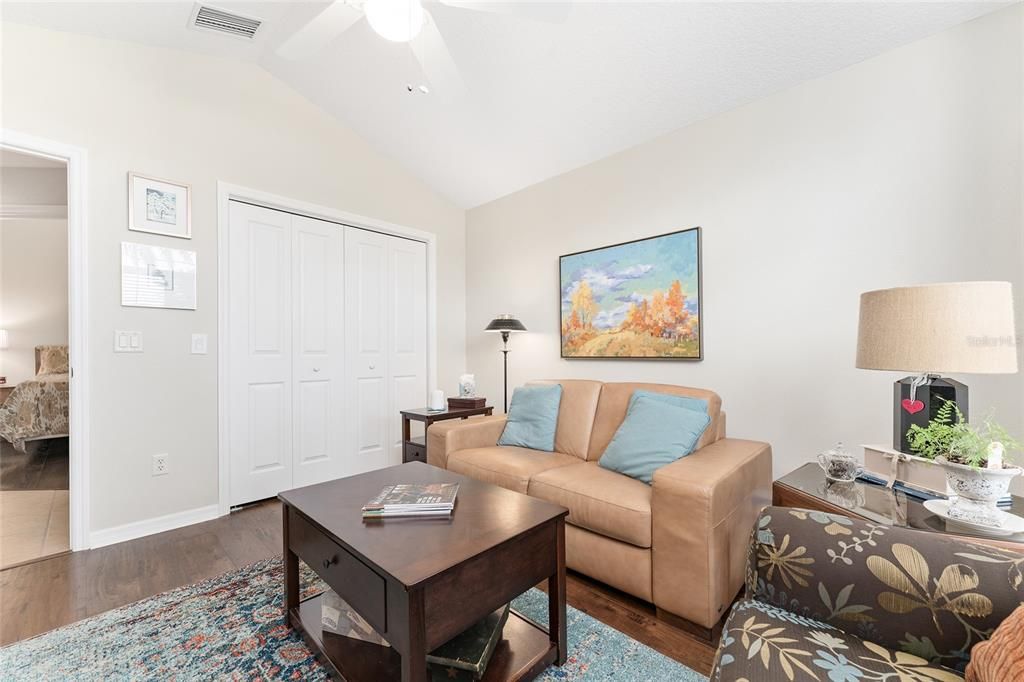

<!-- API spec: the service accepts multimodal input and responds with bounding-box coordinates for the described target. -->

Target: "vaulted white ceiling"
[1,1,1011,207]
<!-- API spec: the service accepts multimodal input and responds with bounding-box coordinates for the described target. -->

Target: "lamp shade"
[484,315,527,333]
[856,282,1018,374]
[0,329,8,350]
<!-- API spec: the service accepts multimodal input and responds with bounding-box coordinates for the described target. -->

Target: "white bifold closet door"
[229,202,297,506]
[344,228,427,474]
[228,201,426,507]
[291,215,345,488]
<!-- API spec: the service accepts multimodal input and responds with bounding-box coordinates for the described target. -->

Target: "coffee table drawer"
[288,507,387,633]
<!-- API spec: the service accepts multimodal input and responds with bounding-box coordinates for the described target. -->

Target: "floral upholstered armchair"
[711,506,1024,681]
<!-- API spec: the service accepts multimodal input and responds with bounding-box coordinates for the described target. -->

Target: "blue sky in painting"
[560,230,700,330]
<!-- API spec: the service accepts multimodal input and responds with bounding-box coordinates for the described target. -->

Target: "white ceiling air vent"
[189,4,262,40]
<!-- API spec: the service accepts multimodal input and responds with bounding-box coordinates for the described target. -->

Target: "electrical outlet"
[152,454,169,476]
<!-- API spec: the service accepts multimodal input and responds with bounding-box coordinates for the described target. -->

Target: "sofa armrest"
[426,415,508,469]
[748,505,1024,667]
[651,438,772,629]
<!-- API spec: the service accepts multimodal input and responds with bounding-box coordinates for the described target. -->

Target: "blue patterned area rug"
[0,556,706,681]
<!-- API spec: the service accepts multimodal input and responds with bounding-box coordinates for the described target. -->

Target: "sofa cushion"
[529,462,652,548]
[587,382,722,461]
[598,395,710,484]
[446,446,579,494]
[528,380,603,460]
[628,388,707,415]
[566,523,653,602]
[713,599,964,681]
[498,384,562,451]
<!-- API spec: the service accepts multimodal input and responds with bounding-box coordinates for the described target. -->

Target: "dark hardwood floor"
[0,499,717,675]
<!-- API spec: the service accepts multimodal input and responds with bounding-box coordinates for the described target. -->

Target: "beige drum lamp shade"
[856,282,1018,374]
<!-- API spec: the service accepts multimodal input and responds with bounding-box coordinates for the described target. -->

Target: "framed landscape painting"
[560,227,702,359]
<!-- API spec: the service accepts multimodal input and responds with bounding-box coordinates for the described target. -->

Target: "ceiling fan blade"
[411,12,468,100]
[436,0,572,24]
[276,1,364,60]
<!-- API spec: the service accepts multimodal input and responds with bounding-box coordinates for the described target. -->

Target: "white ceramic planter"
[935,456,1021,527]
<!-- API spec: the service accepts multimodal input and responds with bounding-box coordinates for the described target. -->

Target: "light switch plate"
[191,333,208,354]
[114,330,143,353]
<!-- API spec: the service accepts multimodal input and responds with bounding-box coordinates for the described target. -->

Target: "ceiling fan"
[276,0,570,97]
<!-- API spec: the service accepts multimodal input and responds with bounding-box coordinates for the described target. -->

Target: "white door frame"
[1,129,91,551]
[216,182,438,516]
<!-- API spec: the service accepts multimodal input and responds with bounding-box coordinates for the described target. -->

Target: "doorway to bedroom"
[0,148,70,569]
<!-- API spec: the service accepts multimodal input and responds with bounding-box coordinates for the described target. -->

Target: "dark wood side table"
[774,462,1024,552]
[279,462,568,682]
[0,383,17,405]
[399,406,494,464]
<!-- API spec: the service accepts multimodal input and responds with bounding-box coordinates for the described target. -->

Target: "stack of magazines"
[362,483,459,519]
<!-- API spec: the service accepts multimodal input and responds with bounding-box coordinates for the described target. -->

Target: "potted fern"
[907,399,1022,527]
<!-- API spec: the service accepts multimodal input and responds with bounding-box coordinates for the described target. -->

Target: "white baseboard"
[89,504,221,549]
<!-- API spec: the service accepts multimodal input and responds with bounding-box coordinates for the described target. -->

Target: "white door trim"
[1,129,91,551]
[216,182,438,516]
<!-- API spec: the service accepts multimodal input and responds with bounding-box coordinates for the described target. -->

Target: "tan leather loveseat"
[427,380,772,633]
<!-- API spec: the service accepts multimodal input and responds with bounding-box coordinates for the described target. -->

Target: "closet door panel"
[248,383,288,471]
[292,216,344,487]
[345,228,390,475]
[296,380,329,461]
[388,238,428,464]
[228,201,293,506]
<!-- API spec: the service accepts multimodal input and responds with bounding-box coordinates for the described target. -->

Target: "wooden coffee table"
[279,461,569,682]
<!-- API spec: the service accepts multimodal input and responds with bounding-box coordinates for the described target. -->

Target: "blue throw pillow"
[628,389,707,415]
[498,384,563,452]
[599,395,710,484]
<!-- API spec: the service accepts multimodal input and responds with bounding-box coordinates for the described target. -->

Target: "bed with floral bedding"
[711,506,1024,681]
[0,345,70,452]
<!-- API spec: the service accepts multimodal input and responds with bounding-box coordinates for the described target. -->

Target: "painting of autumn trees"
[560,229,701,358]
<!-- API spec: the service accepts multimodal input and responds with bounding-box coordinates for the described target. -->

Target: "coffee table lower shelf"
[290,593,557,682]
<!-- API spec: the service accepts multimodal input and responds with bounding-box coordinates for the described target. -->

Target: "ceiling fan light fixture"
[365,0,424,43]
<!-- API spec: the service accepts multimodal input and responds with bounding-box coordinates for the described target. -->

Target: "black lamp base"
[893,375,968,454]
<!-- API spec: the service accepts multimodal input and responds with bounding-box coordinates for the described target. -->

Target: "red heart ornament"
[901,399,925,415]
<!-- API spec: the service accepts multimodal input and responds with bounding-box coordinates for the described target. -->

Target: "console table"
[399,406,494,464]
[774,463,1024,551]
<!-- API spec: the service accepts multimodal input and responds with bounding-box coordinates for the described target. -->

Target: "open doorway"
[0,148,70,568]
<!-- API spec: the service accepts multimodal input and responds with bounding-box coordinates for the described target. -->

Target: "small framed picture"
[128,172,191,239]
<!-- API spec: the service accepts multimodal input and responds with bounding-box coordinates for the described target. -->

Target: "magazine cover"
[321,590,389,647]
[363,483,459,510]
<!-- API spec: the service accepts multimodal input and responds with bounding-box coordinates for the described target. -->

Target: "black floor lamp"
[484,314,527,413]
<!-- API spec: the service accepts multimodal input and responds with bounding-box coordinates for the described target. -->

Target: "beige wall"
[0,218,69,383]
[466,6,1024,480]
[1,22,466,534]
[1,167,67,206]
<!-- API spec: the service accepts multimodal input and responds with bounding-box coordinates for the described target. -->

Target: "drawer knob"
[323,556,337,570]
